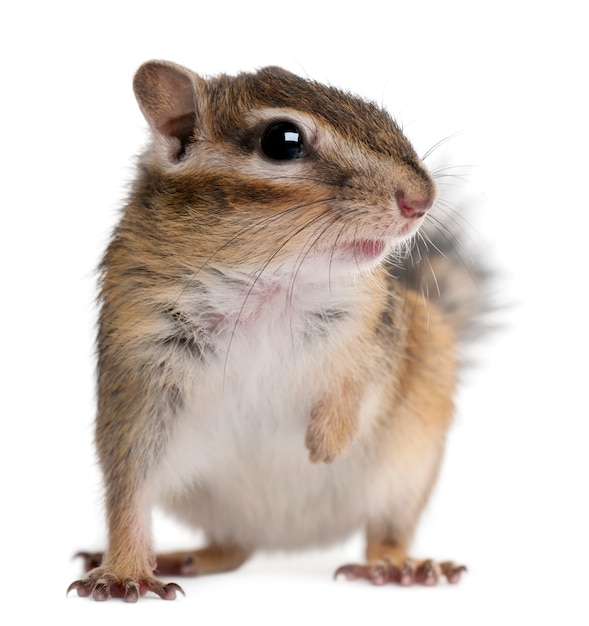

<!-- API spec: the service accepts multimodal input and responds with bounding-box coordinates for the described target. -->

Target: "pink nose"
[396,190,433,219]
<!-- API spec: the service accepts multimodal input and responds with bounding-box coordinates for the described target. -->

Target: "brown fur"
[68,60,485,601]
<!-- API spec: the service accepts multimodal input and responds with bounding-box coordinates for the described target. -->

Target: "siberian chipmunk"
[69,60,489,601]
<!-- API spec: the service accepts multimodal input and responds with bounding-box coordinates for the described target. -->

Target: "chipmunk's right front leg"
[69,344,186,601]
[68,483,183,601]
[305,377,362,463]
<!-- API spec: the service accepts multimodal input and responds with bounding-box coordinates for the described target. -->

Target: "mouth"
[334,215,426,264]
[306,216,425,274]
[335,239,390,265]
[351,239,388,260]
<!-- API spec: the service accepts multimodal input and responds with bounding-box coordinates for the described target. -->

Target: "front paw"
[67,567,184,602]
[305,389,359,463]
[305,420,351,463]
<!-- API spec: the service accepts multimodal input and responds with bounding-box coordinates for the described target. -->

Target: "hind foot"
[156,544,251,576]
[74,544,250,578]
[335,558,466,586]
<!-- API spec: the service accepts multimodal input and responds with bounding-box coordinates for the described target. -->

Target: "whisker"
[285,209,346,350]
[430,164,480,176]
[221,198,339,382]
[288,208,346,304]
[430,201,479,241]
[173,198,337,306]
[421,129,468,162]
[422,213,481,287]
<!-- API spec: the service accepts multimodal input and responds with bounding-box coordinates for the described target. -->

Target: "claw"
[93,582,110,602]
[369,562,390,585]
[415,559,438,586]
[440,561,467,584]
[334,558,466,587]
[67,579,90,598]
[334,563,372,581]
[335,561,403,585]
[399,560,414,586]
[152,582,184,600]
[67,571,184,601]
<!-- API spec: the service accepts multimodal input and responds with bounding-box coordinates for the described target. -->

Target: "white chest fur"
[152,275,383,549]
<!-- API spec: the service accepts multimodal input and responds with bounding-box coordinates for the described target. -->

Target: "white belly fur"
[152,302,384,551]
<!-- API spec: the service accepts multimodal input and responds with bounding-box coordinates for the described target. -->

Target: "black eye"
[260,122,305,160]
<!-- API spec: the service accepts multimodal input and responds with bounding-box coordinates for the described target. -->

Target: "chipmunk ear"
[133,60,202,159]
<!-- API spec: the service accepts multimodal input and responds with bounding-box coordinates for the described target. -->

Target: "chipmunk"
[68,60,488,601]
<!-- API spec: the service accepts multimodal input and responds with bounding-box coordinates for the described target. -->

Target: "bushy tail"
[392,208,496,348]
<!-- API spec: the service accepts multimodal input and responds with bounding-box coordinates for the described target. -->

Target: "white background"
[2,1,588,624]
